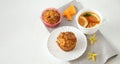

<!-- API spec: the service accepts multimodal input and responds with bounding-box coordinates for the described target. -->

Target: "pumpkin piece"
[68,5,76,15]
[66,14,72,21]
[62,5,76,21]
[62,9,69,16]
[62,11,72,21]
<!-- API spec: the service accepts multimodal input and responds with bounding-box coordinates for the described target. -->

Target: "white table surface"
[0,0,120,64]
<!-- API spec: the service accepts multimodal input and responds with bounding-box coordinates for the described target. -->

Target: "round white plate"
[47,26,87,61]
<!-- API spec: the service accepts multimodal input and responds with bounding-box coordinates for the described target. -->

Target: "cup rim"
[41,8,62,27]
[76,8,103,29]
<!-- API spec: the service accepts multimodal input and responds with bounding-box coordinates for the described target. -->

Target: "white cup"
[76,9,104,34]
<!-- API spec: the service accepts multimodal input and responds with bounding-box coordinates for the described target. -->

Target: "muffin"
[41,8,61,27]
[56,32,77,51]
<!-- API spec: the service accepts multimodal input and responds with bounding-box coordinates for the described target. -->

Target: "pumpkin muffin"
[56,32,77,51]
[42,9,60,24]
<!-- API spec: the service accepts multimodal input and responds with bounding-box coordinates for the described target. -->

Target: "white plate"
[47,26,87,61]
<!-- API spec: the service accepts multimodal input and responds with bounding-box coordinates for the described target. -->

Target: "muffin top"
[56,32,77,51]
[43,9,60,24]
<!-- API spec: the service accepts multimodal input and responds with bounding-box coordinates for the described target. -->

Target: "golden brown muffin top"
[43,10,60,24]
[56,32,77,51]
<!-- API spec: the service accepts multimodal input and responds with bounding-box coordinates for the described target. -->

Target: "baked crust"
[43,9,60,24]
[56,32,77,51]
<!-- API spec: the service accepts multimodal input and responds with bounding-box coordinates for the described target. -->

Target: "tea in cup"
[76,9,104,34]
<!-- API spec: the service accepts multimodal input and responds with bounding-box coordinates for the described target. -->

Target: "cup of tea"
[76,9,105,34]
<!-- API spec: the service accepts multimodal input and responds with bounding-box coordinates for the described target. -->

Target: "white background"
[0,0,120,64]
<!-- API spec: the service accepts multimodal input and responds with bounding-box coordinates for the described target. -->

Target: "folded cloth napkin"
[44,0,118,64]
[68,31,118,64]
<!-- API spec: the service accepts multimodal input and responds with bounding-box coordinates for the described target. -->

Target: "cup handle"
[102,18,108,24]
